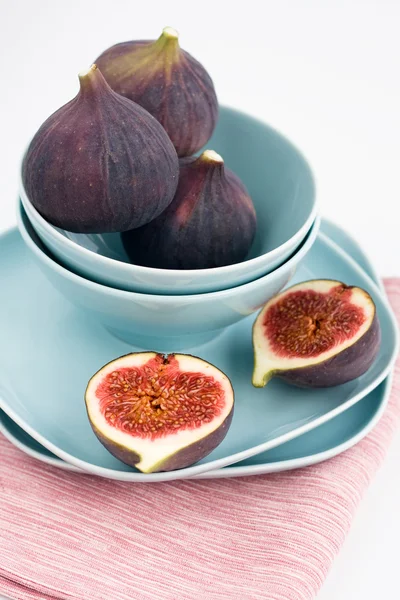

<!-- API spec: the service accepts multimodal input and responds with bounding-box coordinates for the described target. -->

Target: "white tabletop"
[0,1,399,598]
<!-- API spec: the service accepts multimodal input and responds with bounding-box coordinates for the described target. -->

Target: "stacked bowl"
[19,105,318,351]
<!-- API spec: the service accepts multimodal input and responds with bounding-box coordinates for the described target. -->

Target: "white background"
[0,0,399,598]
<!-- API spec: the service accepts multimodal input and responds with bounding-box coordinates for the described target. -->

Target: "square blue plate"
[0,219,397,481]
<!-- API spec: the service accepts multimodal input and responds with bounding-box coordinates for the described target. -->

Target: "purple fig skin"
[154,408,233,472]
[276,312,381,388]
[121,150,257,270]
[95,28,218,157]
[22,65,179,234]
[90,423,141,467]
[90,408,233,473]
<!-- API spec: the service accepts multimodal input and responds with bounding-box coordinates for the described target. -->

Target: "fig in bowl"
[95,27,218,157]
[121,150,257,270]
[22,65,179,234]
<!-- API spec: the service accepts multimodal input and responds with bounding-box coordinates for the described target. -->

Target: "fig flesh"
[121,150,257,270]
[22,65,179,233]
[252,280,381,388]
[95,27,218,157]
[85,352,234,473]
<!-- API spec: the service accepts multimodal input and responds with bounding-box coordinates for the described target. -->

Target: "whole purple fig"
[121,150,257,270]
[22,65,179,234]
[95,27,218,157]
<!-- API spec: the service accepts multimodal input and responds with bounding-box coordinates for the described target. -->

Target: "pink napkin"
[0,279,399,600]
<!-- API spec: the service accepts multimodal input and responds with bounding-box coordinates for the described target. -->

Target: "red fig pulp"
[22,65,179,233]
[95,27,218,157]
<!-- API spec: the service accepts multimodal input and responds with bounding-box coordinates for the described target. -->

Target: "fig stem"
[192,150,225,176]
[78,64,109,98]
[78,64,98,79]
[201,150,224,164]
[162,26,179,40]
[153,27,180,60]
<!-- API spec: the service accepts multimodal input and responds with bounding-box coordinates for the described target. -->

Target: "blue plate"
[0,223,397,481]
[0,219,391,478]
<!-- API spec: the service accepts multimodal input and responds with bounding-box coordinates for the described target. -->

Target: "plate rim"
[196,374,392,478]
[0,373,392,478]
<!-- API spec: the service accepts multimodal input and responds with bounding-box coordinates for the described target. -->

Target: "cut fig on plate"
[252,280,381,388]
[85,352,234,473]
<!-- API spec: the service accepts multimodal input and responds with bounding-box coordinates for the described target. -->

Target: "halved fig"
[252,280,381,388]
[85,352,234,473]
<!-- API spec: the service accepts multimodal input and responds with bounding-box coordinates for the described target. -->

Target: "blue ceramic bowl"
[17,202,320,350]
[20,106,317,295]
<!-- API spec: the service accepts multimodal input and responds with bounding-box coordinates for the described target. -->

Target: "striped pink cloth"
[0,279,399,600]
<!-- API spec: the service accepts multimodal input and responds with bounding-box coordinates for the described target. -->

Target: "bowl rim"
[19,104,318,280]
[17,200,321,302]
